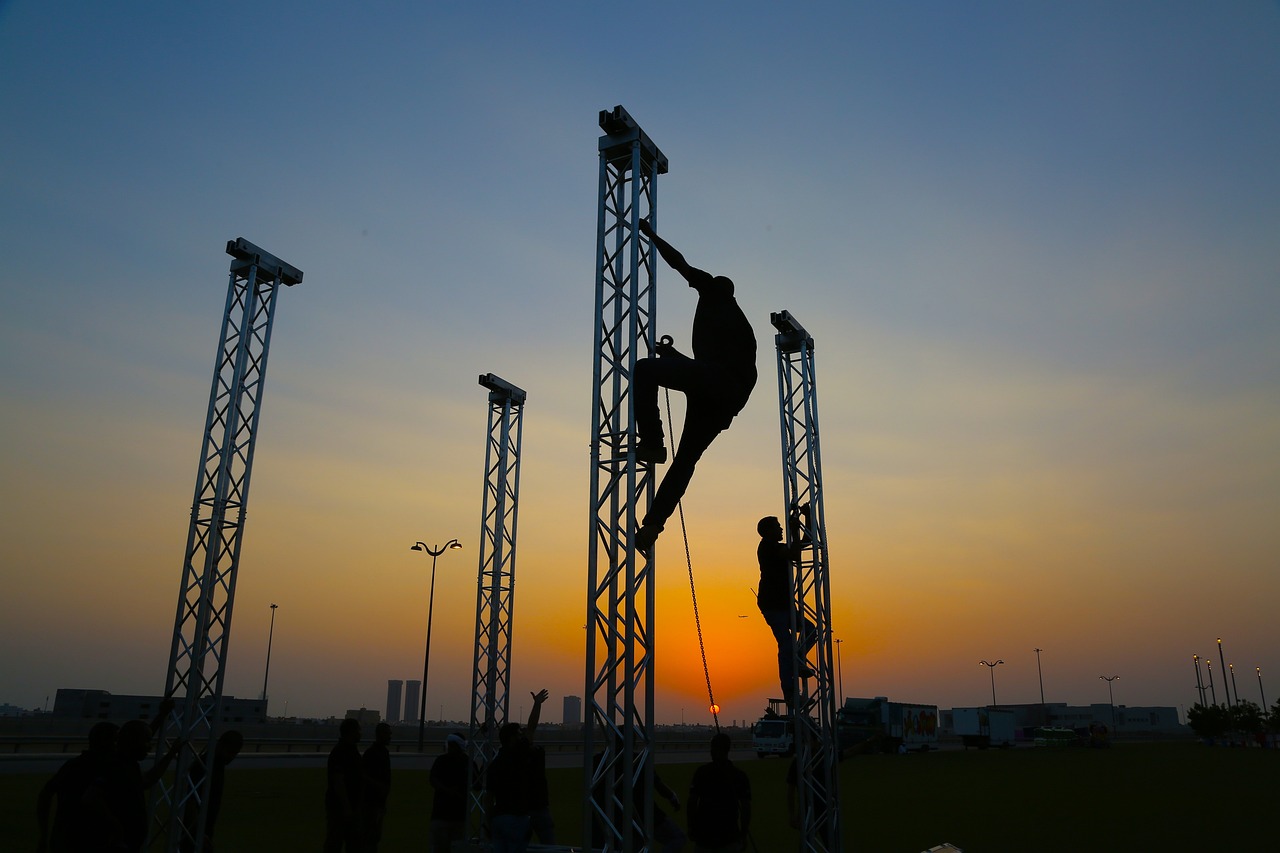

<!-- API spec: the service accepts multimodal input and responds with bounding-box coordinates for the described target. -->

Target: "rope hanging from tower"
[661,351,721,733]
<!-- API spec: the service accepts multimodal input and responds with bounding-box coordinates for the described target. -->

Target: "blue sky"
[1,2,1277,723]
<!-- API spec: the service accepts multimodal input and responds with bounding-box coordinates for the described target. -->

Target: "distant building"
[0,702,29,717]
[939,702,1185,736]
[404,680,421,723]
[386,680,403,724]
[563,695,582,727]
[52,689,266,725]
[345,708,381,727]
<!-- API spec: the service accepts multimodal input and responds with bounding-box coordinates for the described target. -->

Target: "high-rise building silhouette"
[404,679,421,724]
[386,680,403,724]
[563,694,582,727]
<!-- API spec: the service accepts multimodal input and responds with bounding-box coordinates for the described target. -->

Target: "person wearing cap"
[429,732,471,852]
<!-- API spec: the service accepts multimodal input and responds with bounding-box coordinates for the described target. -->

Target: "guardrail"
[0,734,745,757]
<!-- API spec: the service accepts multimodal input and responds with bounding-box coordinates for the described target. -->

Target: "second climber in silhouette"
[633,218,757,556]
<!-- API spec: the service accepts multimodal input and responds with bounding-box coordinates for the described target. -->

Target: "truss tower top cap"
[771,310,814,353]
[479,373,527,405]
[598,105,668,175]
[226,237,303,286]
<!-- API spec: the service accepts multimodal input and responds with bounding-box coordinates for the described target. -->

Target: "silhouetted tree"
[1229,700,1264,735]
[1186,703,1230,740]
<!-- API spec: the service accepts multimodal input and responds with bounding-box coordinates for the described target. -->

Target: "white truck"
[951,707,1015,749]
[752,698,793,758]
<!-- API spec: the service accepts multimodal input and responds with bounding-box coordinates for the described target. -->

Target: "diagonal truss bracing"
[772,310,843,853]
[467,373,527,835]
[585,105,668,853]
[153,239,301,852]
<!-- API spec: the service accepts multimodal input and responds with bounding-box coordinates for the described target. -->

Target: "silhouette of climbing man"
[633,218,757,557]
[757,505,818,704]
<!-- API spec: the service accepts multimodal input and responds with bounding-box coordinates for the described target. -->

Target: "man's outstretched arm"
[638,219,711,287]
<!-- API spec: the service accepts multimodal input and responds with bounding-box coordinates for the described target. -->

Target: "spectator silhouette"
[757,506,818,705]
[429,733,472,853]
[687,732,751,853]
[632,218,757,557]
[361,723,392,852]
[181,729,243,853]
[84,716,181,852]
[523,689,555,845]
[324,718,364,852]
[36,721,118,853]
[485,722,532,853]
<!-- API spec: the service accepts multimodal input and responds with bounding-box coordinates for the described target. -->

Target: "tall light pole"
[834,639,845,708]
[411,538,463,752]
[1229,664,1240,711]
[261,603,279,709]
[1258,667,1267,710]
[1217,638,1233,708]
[1100,675,1120,731]
[1033,648,1046,724]
[979,660,1004,707]
[1193,655,1206,706]
[1206,658,1217,705]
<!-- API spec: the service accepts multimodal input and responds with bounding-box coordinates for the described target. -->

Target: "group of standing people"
[36,698,241,853]
[323,719,393,852]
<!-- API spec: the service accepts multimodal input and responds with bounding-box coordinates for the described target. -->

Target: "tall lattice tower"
[585,105,668,853]
[773,310,842,853]
[467,372,527,836]
[153,238,301,851]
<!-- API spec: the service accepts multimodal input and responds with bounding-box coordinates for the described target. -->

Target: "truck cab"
[752,698,794,758]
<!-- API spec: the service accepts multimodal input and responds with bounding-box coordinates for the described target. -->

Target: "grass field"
[4,742,1273,851]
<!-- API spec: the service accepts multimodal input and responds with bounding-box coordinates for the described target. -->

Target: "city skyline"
[2,3,1278,727]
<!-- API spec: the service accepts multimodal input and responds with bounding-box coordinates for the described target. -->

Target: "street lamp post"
[1229,664,1240,711]
[979,660,1004,707]
[1193,655,1206,706]
[1217,638,1233,708]
[261,603,279,708]
[411,538,463,752]
[1033,647,1046,724]
[1258,667,1267,710]
[835,639,845,708]
[1100,675,1120,731]
[1206,659,1217,705]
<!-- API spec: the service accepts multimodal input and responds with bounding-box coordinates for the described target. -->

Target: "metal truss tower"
[467,372,527,836]
[772,310,842,853]
[154,238,301,852]
[585,105,668,853]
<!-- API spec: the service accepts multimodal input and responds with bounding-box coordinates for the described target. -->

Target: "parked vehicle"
[752,698,793,758]
[837,696,939,753]
[952,707,1015,749]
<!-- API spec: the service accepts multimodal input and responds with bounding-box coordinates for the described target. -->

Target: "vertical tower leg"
[773,310,842,853]
[468,373,527,838]
[153,239,301,852]
[585,106,668,853]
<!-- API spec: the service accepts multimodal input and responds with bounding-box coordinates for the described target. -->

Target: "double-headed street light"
[411,538,463,752]
[979,660,1004,707]
[1100,675,1120,731]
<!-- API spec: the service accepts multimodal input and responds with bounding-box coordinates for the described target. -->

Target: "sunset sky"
[1,2,1277,727]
